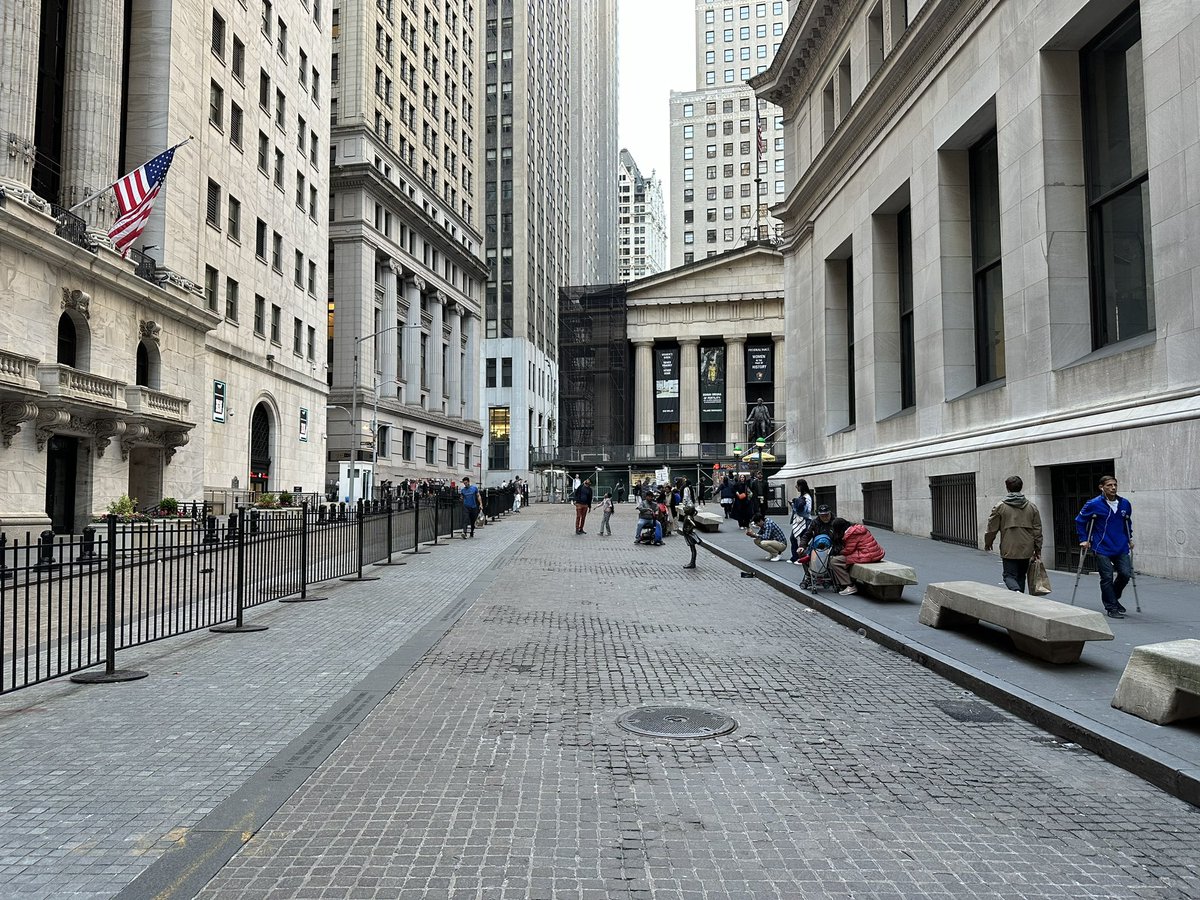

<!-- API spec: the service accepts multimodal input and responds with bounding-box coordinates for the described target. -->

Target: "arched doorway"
[249,402,273,492]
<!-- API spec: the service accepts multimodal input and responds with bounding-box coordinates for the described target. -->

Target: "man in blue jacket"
[1075,475,1134,619]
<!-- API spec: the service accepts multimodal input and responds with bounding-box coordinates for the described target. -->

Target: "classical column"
[633,339,655,448]
[380,262,400,397]
[463,313,480,422]
[447,302,463,417]
[59,0,125,224]
[678,337,700,447]
[403,276,425,405]
[0,1,41,189]
[772,334,786,445]
[429,290,445,411]
[725,337,746,446]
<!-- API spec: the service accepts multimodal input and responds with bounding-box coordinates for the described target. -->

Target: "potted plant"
[94,495,150,556]
[250,491,300,533]
[148,496,197,552]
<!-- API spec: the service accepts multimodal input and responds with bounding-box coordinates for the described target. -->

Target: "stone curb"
[702,539,1200,810]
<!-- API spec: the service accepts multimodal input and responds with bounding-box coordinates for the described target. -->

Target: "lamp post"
[370,377,405,496]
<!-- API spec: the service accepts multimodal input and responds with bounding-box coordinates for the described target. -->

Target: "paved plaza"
[0,504,1198,899]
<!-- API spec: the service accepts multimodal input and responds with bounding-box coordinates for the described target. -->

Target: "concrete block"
[694,511,723,533]
[920,580,1114,663]
[1112,639,1200,725]
[850,560,918,600]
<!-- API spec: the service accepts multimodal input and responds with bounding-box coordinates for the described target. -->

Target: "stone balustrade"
[0,351,42,392]
[124,386,190,422]
[36,364,126,407]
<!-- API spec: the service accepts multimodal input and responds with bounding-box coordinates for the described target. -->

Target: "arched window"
[136,343,150,386]
[135,340,161,388]
[57,313,77,367]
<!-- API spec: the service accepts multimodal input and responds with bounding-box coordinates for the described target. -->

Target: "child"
[600,492,615,536]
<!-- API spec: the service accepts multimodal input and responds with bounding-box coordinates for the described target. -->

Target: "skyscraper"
[326,0,488,496]
[669,0,790,266]
[481,0,618,479]
[617,149,667,282]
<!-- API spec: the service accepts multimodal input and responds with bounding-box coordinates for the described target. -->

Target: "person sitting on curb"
[746,513,788,560]
[827,517,885,595]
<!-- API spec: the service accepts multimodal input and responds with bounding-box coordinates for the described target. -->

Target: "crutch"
[1125,518,1142,613]
[1069,517,1096,606]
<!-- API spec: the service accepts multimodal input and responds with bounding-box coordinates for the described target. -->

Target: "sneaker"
[1115,603,1127,614]
[770,554,785,562]
[838,586,858,596]
[1106,609,1125,619]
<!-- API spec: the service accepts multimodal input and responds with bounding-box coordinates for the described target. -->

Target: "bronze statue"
[746,398,773,444]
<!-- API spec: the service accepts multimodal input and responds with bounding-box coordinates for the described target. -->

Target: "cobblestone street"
[1,504,1198,899]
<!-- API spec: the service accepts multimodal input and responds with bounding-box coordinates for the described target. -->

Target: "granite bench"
[919,580,1114,664]
[849,560,918,600]
[1111,639,1200,725]
[693,511,723,533]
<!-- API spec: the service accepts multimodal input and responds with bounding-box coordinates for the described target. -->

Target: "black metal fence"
[930,472,978,548]
[862,480,894,531]
[0,488,516,695]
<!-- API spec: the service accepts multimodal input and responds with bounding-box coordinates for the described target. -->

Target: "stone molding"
[61,288,91,319]
[0,401,38,448]
[139,319,161,345]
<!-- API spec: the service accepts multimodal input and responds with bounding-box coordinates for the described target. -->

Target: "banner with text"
[747,343,773,386]
[654,348,680,423]
[699,346,725,423]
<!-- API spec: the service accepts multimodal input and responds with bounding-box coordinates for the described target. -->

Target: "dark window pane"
[1091,179,1154,345]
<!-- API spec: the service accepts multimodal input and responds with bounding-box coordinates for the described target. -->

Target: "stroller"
[799,533,835,592]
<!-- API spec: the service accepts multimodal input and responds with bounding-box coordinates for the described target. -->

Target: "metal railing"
[531,441,788,466]
[930,472,978,548]
[0,489,517,694]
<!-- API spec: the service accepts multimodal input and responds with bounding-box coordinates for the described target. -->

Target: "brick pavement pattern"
[193,506,1200,900]
[0,519,532,900]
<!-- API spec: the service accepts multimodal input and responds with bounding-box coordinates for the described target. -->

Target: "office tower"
[326,0,487,497]
[0,0,331,532]
[669,0,790,266]
[617,149,667,281]
[481,0,618,479]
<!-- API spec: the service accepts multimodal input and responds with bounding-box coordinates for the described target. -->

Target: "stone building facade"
[617,149,668,283]
[326,0,486,496]
[754,0,1200,579]
[1,0,330,530]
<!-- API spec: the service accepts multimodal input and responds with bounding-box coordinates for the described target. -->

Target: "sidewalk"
[701,513,1200,806]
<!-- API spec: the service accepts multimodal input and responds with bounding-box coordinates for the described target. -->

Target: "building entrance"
[1050,460,1115,572]
[45,435,79,534]
[249,403,272,493]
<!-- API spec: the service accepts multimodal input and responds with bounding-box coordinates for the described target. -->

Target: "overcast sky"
[617,0,695,203]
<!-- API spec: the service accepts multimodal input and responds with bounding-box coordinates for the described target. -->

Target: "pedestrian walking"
[459,476,480,538]
[573,478,594,534]
[983,475,1043,593]
[512,478,523,513]
[718,475,735,518]
[1075,475,1134,619]
[599,492,614,536]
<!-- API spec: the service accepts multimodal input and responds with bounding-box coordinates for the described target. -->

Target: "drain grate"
[932,699,1007,723]
[617,706,737,740]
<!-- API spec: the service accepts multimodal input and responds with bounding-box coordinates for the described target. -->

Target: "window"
[683,124,693,139]
[255,219,267,259]
[308,260,317,294]
[501,356,512,387]
[259,69,271,110]
[898,206,915,410]
[227,196,241,239]
[254,295,266,335]
[274,149,284,188]
[307,325,316,360]
[683,102,694,117]
[402,429,413,461]
[204,266,218,311]
[445,439,455,466]
[293,317,303,354]
[275,88,286,128]
[294,249,303,286]
[377,425,390,458]
[295,170,305,208]
[205,179,220,227]
[258,131,269,172]
[486,357,496,387]
[225,278,239,322]
[425,434,437,464]
[232,37,245,80]
[270,304,281,344]
[488,407,510,469]
[209,80,224,128]
[969,131,1004,385]
[230,102,243,147]
[1081,7,1153,349]
[211,11,226,59]
[272,231,283,270]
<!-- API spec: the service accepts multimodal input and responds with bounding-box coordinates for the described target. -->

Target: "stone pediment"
[626,244,784,307]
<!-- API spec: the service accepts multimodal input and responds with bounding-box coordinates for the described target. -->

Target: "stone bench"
[1111,640,1200,725]
[693,511,723,533]
[849,560,917,600]
[919,580,1114,664]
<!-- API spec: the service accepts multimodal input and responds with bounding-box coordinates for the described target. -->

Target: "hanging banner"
[747,343,773,385]
[654,348,679,423]
[699,346,725,423]
[299,407,309,442]
[212,380,226,423]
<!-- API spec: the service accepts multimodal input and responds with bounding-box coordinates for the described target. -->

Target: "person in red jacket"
[828,517,885,595]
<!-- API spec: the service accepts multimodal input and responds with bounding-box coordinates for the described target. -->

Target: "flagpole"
[753,100,763,243]
[67,136,195,213]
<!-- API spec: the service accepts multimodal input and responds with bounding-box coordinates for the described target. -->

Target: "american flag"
[756,124,766,157]
[107,147,177,257]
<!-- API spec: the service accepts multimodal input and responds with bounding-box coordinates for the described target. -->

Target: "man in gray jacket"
[984,475,1044,592]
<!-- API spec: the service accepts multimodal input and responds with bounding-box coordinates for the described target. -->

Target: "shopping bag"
[1029,558,1052,595]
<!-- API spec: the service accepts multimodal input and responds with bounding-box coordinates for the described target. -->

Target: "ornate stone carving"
[61,288,91,319]
[161,430,190,463]
[34,408,72,451]
[119,424,151,461]
[386,259,403,275]
[407,275,427,293]
[89,418,126,459]
[139,320,161,344]
[0,401,39,448]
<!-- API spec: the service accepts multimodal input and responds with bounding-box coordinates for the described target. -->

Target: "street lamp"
[348,324,419,508]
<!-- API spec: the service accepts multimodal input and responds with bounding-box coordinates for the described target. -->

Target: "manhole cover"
[617,706,737,739]
[932,699,1006,723]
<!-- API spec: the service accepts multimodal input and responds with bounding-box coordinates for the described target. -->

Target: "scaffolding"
[557,283,630,451]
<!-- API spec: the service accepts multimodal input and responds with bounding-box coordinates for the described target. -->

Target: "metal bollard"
[338,502,347,522]
[0,532,9,580]
[77,525,99,564]
[203,515,219,544]
[225,511,239,541]
[317,504,327,525]
[34,529,56,569]
[249,508,260,535]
